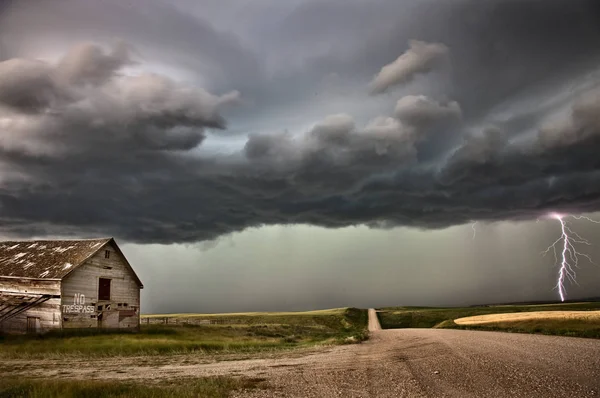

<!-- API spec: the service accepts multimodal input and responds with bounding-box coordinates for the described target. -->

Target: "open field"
[0,308,366,396]
[2,325,600,397]
[0,307,367,359]
[142,308,359,327]
[1,307,600,396]
[455,310,600,325]
[143,308,346,319]
[377,302,600,338]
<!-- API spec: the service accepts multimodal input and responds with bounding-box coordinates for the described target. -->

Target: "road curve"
[368,308,382,331]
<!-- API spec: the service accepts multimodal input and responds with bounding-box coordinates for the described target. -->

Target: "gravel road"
[368,308,382,331]
[229,310,600,397]
[3,310,600,397]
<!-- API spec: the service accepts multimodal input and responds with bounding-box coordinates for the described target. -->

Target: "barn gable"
[0,238,142,333]
[61,241,141,329]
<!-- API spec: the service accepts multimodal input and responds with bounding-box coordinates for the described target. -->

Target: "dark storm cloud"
[1,0,600,244]
[0,42,239,157]
[0,0,264,97]
[55,41,133,86]
[394,96,461,129]
[3,0,600,130]
[0,59,60,113]
[538,90,600,149]
[265,0,600,120]
[0,41,133,114]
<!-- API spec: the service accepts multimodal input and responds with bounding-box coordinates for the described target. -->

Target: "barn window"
[104,250,110,259]
[98,278,111,301]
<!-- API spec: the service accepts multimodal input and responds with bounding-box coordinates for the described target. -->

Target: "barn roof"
[0,238,121,280]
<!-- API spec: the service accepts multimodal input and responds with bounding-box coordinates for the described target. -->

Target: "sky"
[1,0,600,312]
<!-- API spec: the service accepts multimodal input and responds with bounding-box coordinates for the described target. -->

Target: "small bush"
[282,335,299,344]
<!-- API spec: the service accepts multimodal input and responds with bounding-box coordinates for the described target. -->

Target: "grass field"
[0,307,368,359]
[377,302,600,338]
[454,310,600,325]
[143,308,346,319]
[0,377,264,398]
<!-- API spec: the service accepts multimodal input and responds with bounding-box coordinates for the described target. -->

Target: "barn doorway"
[98,278,111,301]
[98,278,116,328]
[26,317,40,334]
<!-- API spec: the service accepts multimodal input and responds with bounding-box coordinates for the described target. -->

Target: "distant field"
[144,308,345,318]
[455,310,600,325]
[377,302,600,338]
[0,307,367,359]
[142,308,352,326]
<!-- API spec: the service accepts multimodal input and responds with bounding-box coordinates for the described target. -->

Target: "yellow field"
[455,310,600,325]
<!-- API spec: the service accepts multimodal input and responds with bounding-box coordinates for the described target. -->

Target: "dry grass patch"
[380,302,600,338]
[455,310,600,325]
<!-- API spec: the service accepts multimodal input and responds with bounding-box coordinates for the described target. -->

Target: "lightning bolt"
[541,213,598,302]
[471,221,477,240]
[572,215,600,224]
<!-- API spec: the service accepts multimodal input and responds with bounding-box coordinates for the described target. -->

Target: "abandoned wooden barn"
[0,238,143,334]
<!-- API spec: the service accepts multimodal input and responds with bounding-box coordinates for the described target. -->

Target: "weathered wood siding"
[0,277,61,334]
[61,243,140,329]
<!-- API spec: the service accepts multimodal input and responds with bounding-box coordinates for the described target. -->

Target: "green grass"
[377,302,600,339]
[0,376,263,398]
[0,308,367,359]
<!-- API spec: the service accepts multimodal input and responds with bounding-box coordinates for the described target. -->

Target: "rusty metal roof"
[0,238,112,279]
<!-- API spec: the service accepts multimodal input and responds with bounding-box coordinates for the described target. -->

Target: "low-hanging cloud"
[243,95,452,172]
[55,41,133,86]
[369,40,448,95]
[538,90,600,149]
[394,95,461,129]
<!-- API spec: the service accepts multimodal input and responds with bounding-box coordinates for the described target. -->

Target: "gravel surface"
[231,328,600,397]
[3,310,600,397]
[368,308,382,331]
